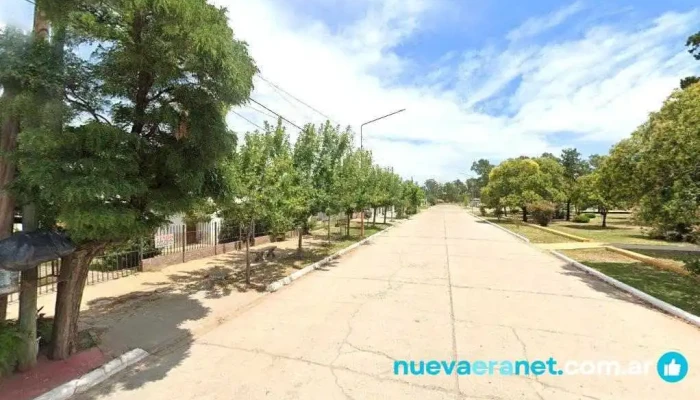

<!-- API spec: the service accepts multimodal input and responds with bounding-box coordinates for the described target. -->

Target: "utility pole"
[359,108,405,237]
[17,3,50,371]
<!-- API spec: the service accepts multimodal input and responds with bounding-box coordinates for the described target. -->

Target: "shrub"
[528,201,556,227]
[584,213,596,219]
[572,214,591,223]
[684,258,700,276]
[0,321,22,377]
[479,206,487,216]
[662,230,684,242]
[493,207,503,220]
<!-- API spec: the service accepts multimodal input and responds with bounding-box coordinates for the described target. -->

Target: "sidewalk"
[5,232,330,358]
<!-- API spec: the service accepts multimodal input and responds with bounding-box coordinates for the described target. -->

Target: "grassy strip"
[633,249,700,264]
[487,218,575,244]
[548,218,691,246]
[275,222,389,272]
[561,249,700,317]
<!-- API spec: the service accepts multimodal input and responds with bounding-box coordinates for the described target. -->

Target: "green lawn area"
[548,215,692,246]
[561,249,700,317]
[633,249,700,264]
[487,218,574,243]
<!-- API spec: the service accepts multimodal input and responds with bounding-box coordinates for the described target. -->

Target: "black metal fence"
[6,220,273,303]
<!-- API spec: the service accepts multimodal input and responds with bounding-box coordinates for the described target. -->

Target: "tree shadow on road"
[558,263,647,306]
[76,289,210,398]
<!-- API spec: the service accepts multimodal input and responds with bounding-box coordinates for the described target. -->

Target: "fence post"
[182,224,186,263]
[214,222,218,255]
[138,237,144,272]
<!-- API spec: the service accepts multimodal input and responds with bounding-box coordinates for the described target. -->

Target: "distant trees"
[481,157,565,222]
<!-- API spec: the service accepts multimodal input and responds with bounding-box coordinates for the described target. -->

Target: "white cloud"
[215,0,698,183]
[506,1,586,42]
[3,0,689,184]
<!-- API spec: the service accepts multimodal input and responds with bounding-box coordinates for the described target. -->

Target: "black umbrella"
[0,231,76,272]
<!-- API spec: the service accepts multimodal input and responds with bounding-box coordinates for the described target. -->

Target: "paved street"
[81,205,699,400]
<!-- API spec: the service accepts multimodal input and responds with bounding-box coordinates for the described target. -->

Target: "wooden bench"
[250,246,277,262]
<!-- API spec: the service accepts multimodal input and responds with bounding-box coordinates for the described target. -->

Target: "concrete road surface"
[80,205,699,400]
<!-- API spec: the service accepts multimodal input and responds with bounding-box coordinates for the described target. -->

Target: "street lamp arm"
[361,109,406,130]
[360,108,406,150]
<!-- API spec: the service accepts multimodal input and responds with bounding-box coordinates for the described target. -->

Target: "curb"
[266,221,403,292]
[467,213,530,243]
[605,246,694,277]
[550,250,700,329]
[525,224,591,242]
[33,348,149,400]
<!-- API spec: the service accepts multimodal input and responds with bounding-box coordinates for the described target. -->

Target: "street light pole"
[360,108,406,151]
[358,108,406,237]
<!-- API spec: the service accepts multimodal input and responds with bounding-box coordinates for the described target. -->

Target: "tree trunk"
[372,207,377,225]
[17,204,39,369]
[245,221,252,285]
[17,267,38,370]
[327,214,331,244]
[297,225,303,257]
[383,207,387,224]
[346,213,351,237]
[602,210,608,228]
[522,206,528,223]
[566,200,571,221]
[0,87,20,320]
[50,243,105,360]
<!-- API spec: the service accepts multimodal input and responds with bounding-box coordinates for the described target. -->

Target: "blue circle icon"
[657,351,688,383]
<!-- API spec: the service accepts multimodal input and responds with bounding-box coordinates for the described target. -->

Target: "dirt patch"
[560,248,642,264]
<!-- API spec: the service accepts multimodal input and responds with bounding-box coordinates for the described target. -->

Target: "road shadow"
[557,262,647,305]
[77,289,209,397]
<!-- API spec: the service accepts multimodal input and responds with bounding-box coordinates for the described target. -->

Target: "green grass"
[633,249,700,264]
[548,216,693,246]
[487,218,574,243]
[562,249,700,317]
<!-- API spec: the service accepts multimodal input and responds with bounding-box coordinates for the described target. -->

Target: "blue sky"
[2,0,699,182]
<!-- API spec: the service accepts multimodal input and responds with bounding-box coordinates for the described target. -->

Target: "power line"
[249,98,304,131]
[231,110,264,131]
[258,75,336,124]
[245,104,277,120]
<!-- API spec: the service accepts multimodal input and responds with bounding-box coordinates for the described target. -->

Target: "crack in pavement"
[453,321,660,351]
[450,285,623,303]
[197,342,478,398]
[443,210,461,394]
[511,328,546,400]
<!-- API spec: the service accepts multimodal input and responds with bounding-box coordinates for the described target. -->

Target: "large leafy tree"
[313,124,351,241]
[481,157,565,222]
[471,159,494,191]
[612,85,700,239]
[16,0,257,359]
[290,124,320,255]
[680,30,700,89]
[423,179,442,205]
[560,148,591,220]
[575,161,624,228]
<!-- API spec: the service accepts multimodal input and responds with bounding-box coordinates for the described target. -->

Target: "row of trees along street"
[423,27,700,243]
[0,0,424,376]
